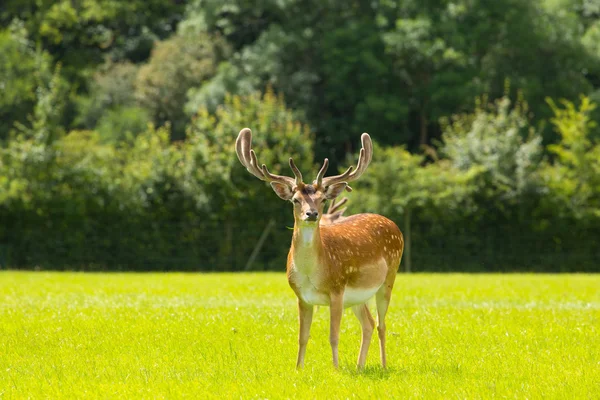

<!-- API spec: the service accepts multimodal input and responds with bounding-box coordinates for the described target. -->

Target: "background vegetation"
[1,0,600,271]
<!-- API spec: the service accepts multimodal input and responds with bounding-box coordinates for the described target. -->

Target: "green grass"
[1,272,599,399]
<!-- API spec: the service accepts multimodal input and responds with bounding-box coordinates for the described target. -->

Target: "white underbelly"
[298,285,381,307]
[343,285,381,307]
[290,258,386,307]
[298,285,330,306]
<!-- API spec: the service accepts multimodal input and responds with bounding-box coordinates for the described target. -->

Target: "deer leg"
[352,303,375,369]
[329,292,344,368]
[296,300,314,369]
[376,284,393,368]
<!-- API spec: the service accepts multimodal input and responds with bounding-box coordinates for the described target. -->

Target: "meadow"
[0,272,598,399]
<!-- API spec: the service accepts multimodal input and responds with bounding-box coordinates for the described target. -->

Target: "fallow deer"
[235,128,404,369]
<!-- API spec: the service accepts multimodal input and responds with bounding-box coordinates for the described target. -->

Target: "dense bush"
[0,90,313,270]
[349,95,600,271]
[542,96,600,221]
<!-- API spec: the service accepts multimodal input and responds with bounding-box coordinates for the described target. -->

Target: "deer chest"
[288,260,330,306]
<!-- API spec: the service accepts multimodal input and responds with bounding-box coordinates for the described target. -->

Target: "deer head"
[235,128,372,224]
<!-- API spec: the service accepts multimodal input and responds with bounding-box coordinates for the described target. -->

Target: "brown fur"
[288,214,403,293]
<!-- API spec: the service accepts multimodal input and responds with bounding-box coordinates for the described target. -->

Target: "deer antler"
[327,197,348,215]
[236,128,303,187]
[314,133,373,192]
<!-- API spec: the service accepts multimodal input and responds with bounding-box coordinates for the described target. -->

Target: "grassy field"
[0,272,599,399]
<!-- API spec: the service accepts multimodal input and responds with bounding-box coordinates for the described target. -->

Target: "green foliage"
[75,62,151,143]
[2,0,599,150]
[185,24,294,116]
[582,19,600,58]
[185,88,314,269]
[440,93,545,209]
[96,107,151,143]
[185,61,257,114]
[383,12,476,145]
[544,96,600,219]
[317,18,407,149]
[0,0,184,68]
[184,1,408,160]
[135,31,230,139]
[0,89,312,270]
[180,0,285,50]
[75,62,140,129]
[186,87,313,207]
[1,122,211,268]
[350,144,477,219]
[0,24,54,139]
[0,1,184,141]
[348,142,480,270]
[181,0,596,162]
[13,64,70,145]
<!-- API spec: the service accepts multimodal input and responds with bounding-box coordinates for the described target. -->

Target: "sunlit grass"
[1,272,599,398]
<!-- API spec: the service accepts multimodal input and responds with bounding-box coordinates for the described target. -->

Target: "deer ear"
[323,182,348,199]
[270,182,294,200]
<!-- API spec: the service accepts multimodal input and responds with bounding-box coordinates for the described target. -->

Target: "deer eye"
[292,198,300,204]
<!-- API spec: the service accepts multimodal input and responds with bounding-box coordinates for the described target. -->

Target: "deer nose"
[305,211,319,221]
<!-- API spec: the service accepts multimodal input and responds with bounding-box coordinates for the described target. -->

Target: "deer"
[320,197,349,225]
[235,128,404,369]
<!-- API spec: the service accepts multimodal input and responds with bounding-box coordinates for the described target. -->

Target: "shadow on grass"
[341,361,463,380]
[342,365,403,381]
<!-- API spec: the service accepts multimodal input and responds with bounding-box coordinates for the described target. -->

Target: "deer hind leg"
[352,303,375,369]
[296,300,314,369]
[329,291,344,368]
[375,281,394,369]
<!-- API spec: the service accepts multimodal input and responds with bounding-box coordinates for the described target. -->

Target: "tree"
[0,0,184,70]
[438,92,545,221]
[135,31,229,140]
[183,0,596,158]
[543,96,600,221]
[75,61,150,143]
[0,23,54,140]
[183,0,407,163]
[383,12,476,146]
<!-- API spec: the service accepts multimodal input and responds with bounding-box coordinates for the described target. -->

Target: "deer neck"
[291,221,324,273]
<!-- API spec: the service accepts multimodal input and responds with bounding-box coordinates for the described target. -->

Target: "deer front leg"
[329,291,344,368]
[296,300,313,369]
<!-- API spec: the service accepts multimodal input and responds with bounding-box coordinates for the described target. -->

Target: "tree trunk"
[220,219,233,270]
[245,218,275,271]
[419,107,428,146]
[404,209,412,273]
